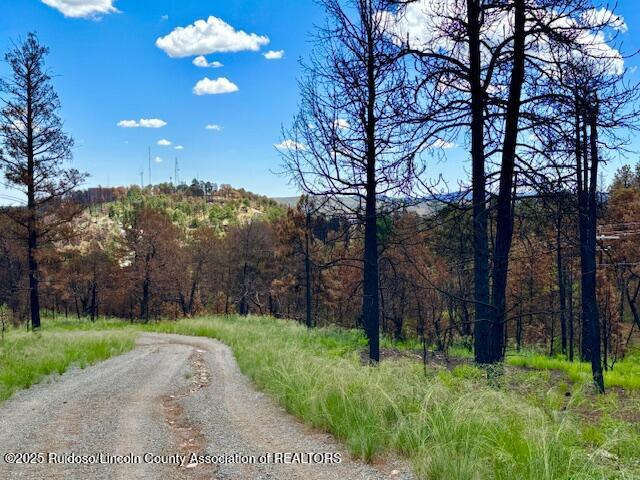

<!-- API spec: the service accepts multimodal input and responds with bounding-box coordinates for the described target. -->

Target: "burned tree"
[281,0,419,362]
[390,0,635,369]
[0,33,85,329]
[527,6,639,391]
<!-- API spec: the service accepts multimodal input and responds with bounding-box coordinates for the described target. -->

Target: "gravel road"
[0,332,414,480]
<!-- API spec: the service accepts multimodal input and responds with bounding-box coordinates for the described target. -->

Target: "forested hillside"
[2,167,639,374]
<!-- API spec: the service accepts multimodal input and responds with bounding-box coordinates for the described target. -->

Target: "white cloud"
[117,118,167,128]
[174,145,184,150]
[263,49,284,60]
[582,8,627,32]
[205,124,223,131]
[157,139,172,146]
[335,118,350,130]
[117,120,139,128]
[139,118,167,128]
[193,56,223,68]
[160,14,169,21]
[386,1,626,79]
[156,16,269,58]
[275,139,306,151]
[154,156,163,163]
[193,77,239,95]
[429,139,456,149]
[41,0,118,18]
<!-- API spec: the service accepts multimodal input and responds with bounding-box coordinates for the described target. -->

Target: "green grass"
[20,315,639,478]
[0,329,136,403]
[506,350,640,390]
[123,316,638,479]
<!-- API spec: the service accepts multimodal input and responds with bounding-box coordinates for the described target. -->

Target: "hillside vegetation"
[81,182,285,233]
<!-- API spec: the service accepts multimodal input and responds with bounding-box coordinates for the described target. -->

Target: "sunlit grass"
[40,314,640,390]
[137,315,639,479]
[28,314,640,478]
[0,329,136,403]
[506,350,640,390]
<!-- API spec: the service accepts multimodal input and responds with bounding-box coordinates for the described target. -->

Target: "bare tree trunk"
[568,263,575,362]
[556,212,568,356]
[486,0,526,364]
[468,0,491,364]
[304,210,313,328]
[27,221,41,330]
[362,3,380,363]
[141,269,150,323]
[26,74,41,331]
[586,101,604,392]
[239,262,249,316]
[578,110,591,363]
[74,293,80,320]
[187,280,197,315]
[363,177,380,362]
[90,278,97,322]
[576,95,604,392]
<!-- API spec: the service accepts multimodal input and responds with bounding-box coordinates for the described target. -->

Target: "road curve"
[0,332,413,480]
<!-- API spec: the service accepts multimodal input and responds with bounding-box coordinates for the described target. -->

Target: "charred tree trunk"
[187,279,198,315]
[304,209,313,328]
[554,207,568,356]
[485,0,526,364]
[363,172,380,362]
[586,100,604,392]
[90,278,97,322]
[239,262,249,316]
[26,74,41,331]
[141,273,150,323]
[576,94,604,392]
[468,0,491,364]
[362,5,380,363]
[568,263,575,362]
[27,217,41,330]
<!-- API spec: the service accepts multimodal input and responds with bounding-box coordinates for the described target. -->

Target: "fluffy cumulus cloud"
[385,0,626,77]
[41,0,118,19]
[205,124,223,131]
[274,139,306,151]
[193,56,223,68]
[156,16,269,58]
[193,77,238,95]
[582,8,627,32]
[174,145,184,150]
[157,139,172,146]
[154,156,163,163]
[116,120,138,128]
[263,50,284,60]
[117,118,167,128]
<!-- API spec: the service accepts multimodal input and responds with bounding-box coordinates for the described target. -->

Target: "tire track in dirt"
[160,349,217,479]
[0,333,414,480]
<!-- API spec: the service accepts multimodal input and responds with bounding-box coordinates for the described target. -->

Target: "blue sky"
[0,0,325,199]
[1,0,640,200]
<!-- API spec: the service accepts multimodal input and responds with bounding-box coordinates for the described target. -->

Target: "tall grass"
[0,330,136,403]
[146,316,639,479]
[507,350,640,390]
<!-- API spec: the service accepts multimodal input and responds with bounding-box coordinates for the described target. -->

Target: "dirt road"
[0,333,413,480]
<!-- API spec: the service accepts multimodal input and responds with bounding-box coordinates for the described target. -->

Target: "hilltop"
[72,180,286,234]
